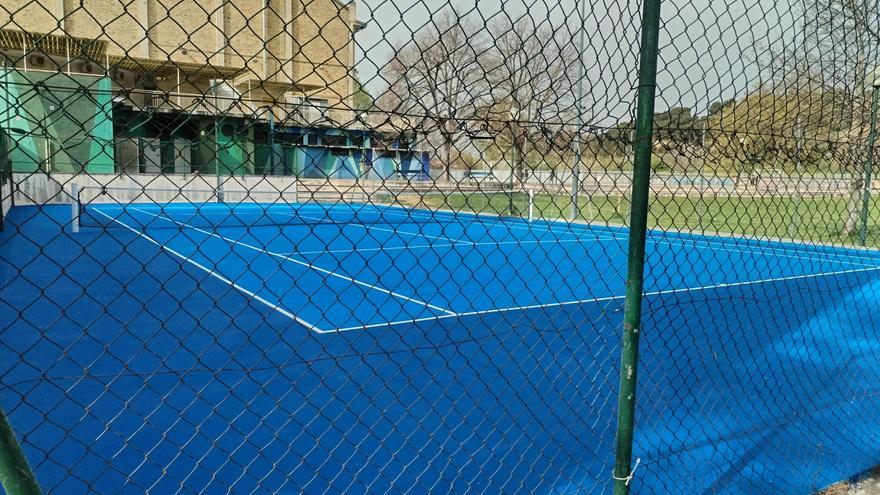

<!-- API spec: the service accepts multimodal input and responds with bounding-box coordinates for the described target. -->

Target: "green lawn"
[405,191,880,248]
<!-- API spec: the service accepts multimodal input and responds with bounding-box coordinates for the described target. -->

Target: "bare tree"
[802,0,880,236]
[482,17,578,185]
[378,11,489,182]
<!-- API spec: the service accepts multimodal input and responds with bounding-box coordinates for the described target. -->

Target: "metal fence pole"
[612,0,663,491]
[570,0,587,221]
[859,84,880,246]
[0,407,41,495]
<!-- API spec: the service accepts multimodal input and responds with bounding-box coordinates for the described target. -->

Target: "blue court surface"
[3,202,880,493]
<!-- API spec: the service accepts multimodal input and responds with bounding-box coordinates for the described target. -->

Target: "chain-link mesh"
[1,0,880,493]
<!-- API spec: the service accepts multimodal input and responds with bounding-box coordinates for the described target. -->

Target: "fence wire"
[1,0,880,493]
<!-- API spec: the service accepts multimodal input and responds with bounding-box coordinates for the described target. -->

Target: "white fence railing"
[129,90,377,128]
[450,167,868,196]
[9,173,506,207]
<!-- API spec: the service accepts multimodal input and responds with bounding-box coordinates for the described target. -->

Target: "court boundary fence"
[3,0,880,492]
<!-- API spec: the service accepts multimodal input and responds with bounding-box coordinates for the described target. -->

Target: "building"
[0,0,429,180]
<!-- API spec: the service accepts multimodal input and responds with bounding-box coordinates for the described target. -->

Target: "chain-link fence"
[1,0,880,493]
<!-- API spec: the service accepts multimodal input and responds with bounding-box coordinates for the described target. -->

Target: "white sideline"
[131,207,456,319]
[646,235,878,268]
[286,205,876,268]
[284,233,875,268]
[92,209,324,332]
[328,265,880,333]
[287,217,874,268]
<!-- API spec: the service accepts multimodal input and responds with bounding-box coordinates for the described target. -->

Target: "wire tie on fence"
[612,457,641,486]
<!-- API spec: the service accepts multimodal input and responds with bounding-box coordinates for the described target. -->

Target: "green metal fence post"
[612,0,663,492]
[859,83,880,246]
[268,107,275,175]
[0,407,41,495]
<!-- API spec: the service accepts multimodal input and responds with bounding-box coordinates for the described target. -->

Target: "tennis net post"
[70,182,79,233]
[528,188,534,222]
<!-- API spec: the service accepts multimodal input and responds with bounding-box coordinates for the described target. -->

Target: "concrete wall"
[0,0,357,109]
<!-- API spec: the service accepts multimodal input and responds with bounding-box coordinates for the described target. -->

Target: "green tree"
[653,107,698,143]
[353,77,374,111]
[707,86,852,182]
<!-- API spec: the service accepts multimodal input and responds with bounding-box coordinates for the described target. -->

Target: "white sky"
[350,0,797,126]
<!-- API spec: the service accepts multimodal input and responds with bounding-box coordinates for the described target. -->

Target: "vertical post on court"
[0,407,41,495]
[70,182,79,233]
[528,188,534,222]
[612,0,662,491]
[860,81,880,246]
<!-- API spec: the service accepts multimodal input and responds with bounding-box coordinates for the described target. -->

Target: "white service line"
[355,207,877,267]
[292,212,617,254]
[131,207,456,317]
[327,264,880,333]
[284,236,619,256]
[92,209,325,332]
[373,206,596,238]
[297,213,457,243]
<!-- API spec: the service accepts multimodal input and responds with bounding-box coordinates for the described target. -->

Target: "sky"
[348,0,799,126]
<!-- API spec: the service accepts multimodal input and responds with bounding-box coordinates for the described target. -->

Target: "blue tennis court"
[3,202,880,493]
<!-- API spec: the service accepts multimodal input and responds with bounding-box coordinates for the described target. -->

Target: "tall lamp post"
[859,71,880,246]
[509,103,520,215]
[570,0,587,221]
[352,20,370,180]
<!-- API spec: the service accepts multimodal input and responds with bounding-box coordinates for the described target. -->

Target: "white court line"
[110,204,880,335]
[130,207,456,318]
[289,211,617,255]
[289,209,874,268]
[293,212,455,243]
[371,205,593,238]
[359,206,878,267]
[423,205,880,266]
[92,209,325,332]
[539,213,880,264]
[643,235,878,268]
[298,233,875,270]
[284,236,618,257]
[328,265,880,333]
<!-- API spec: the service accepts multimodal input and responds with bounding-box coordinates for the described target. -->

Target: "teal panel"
[371,156,399,179]
[331,153,359,179]
[215,122,244,176]
[301,147,329,178]
[254,143,286,175]
[0,69,114,173]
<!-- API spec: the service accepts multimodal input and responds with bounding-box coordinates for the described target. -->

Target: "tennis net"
[74,185,534,230]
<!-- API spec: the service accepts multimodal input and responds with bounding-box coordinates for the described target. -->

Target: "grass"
[397,191,880,248]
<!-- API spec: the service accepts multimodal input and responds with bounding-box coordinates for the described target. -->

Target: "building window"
[287,96,328,123]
